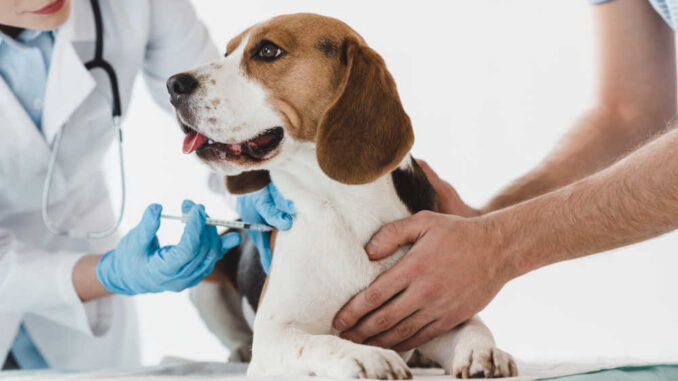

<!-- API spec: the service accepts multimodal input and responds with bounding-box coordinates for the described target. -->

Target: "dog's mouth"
[181,123,284,162]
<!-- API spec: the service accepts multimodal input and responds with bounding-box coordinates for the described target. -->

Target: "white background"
[115,0,678,366]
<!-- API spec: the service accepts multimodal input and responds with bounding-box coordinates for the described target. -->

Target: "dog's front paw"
[326,346,412,379]
[451,346,517,378]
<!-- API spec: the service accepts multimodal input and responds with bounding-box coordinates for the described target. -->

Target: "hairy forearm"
[484,108,666,213]
[489,127,678,278]
[72,254,112,302]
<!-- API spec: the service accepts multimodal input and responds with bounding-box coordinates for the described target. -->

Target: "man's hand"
[333,212,511,351]
[417,160,480,218]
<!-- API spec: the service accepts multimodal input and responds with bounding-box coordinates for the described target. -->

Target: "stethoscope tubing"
[41,0,125,240]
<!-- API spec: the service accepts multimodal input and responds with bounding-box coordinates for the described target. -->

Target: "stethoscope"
[42,0,125,240]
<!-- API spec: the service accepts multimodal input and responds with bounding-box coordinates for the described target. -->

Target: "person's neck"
[0,25,24,39]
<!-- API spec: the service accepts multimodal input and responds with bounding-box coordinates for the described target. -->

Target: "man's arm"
[485,0,676,212]
[332,0,678,349]
[335,125,678,351]
[499,127,678,277]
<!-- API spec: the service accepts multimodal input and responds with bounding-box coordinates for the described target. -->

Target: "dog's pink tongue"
[183,131,209,154]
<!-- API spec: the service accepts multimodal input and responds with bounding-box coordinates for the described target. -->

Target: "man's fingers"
[333,265,410,331]
[393,320,447,352]
[340,289,420,344]
[364,310,433,349]
[366,212,433,260]
[416,159,440,183]
[417,159,479,217]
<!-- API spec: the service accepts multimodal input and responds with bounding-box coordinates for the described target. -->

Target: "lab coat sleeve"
[0,229,94,335]
[142,0,220,112]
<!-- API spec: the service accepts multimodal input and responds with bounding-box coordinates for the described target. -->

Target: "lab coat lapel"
[42,0,97,145]
[0,77,51,161]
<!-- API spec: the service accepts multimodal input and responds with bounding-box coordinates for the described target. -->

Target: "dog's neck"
[269,145,411,240]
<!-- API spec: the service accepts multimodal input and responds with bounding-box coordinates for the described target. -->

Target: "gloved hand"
[96,200,241,295]
[236,182,295,273]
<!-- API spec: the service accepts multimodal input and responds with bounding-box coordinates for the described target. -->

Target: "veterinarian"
[240,0,678,351]
[0,0,240,371]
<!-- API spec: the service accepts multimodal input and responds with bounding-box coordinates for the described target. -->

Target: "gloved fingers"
[189,250,221,285]
[149,236,161,253]
[183,236,230,287]
[181,199,197,215]
[185,256,220,289]
[254,193,293,230]
[185,199,221,257]
[249,231,272,273]
[174,208,223,278]
[257,241,272,273]
[269,183,296,217]
[175,205,207,261]
[130,204,162,246]
[221,232,242,253]
[171,242,210,279]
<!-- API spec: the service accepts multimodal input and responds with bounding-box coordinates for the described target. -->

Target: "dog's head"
[168,13,413,193]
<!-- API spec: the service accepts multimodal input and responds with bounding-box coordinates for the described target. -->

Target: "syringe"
[161,214,273,232]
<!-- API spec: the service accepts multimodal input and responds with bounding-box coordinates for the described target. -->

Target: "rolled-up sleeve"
[142,0,219,112]
[588,0,617,4]
[0,229,93,335]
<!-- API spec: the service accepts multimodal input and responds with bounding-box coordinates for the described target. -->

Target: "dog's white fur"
[184,29,516,379]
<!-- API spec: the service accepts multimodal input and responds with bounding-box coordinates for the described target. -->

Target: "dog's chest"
[261,171,411,326]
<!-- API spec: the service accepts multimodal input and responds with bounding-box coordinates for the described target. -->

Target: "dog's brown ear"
[316,39,414,185]
[225,170,270,194]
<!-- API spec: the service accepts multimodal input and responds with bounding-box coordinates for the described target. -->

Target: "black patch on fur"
[391,157,437,213]
[217,229,266,312]
[316,38,338,57]
[235,231,267,311]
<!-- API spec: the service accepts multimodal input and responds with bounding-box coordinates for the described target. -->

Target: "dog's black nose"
[167,73,198,106]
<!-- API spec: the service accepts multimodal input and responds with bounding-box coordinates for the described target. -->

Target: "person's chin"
[29,0,72,31]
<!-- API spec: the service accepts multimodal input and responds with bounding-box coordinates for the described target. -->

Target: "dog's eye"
[254,41,286,61]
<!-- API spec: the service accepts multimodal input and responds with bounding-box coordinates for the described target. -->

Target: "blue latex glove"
[96,200,242,295]
[236,182,295,273]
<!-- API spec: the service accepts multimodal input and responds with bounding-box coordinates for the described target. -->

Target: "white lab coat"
[0,0,218,370]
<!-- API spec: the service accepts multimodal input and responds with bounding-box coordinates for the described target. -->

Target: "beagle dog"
[167,13,517,379]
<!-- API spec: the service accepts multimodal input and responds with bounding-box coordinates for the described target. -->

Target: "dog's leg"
[248,324,412,379]
[189,282,253,362]
[415,316,517,378]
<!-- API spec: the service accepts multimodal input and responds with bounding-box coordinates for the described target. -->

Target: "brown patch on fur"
[201,267,233,285]
[316,38,338,56]
[203,230,241,287]
[257,230,277,309]
[316,39,413,184]
[210,79,216,85]
[226,27,252,56]
[258,265,271,309]
[236,14,365,142]
[234,14,412,184]
[208,117,217,124]
[225,170,270,194]
[211,98,221,106]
